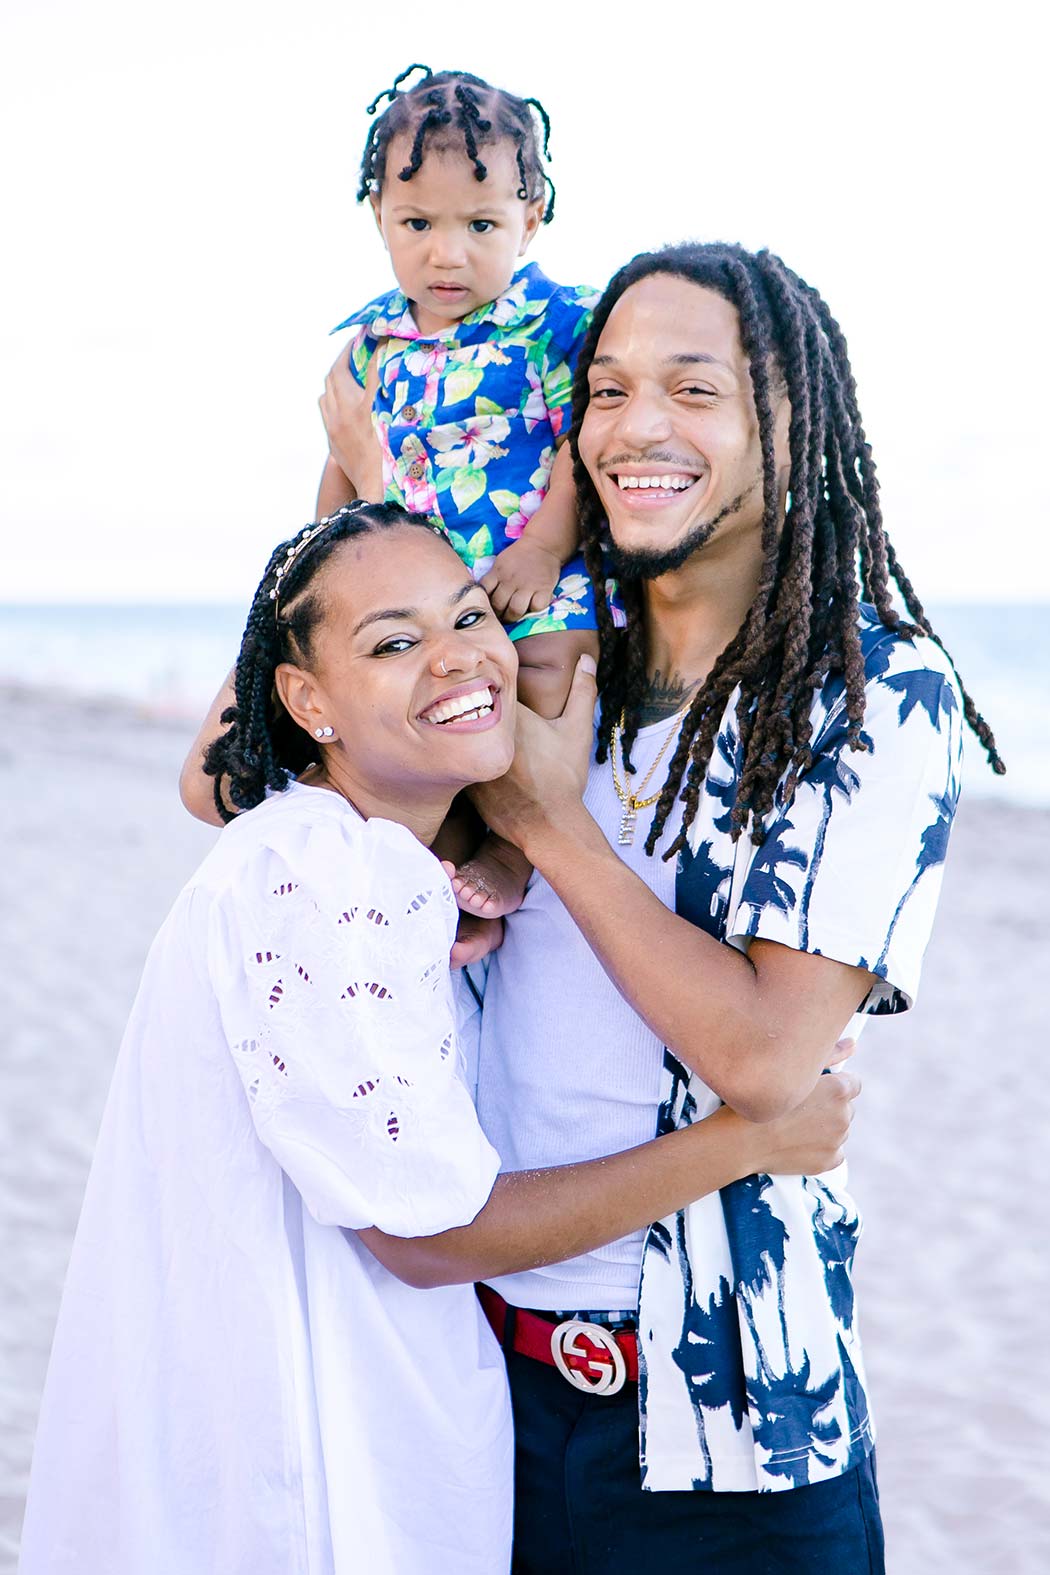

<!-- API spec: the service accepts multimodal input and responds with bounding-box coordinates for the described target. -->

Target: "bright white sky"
[1,0,1045,603]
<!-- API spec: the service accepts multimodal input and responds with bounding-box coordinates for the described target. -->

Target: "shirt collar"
[331,261,557,341]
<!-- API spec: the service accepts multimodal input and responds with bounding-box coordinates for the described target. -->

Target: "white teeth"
[615,474,696,491]
[425,687,494,724]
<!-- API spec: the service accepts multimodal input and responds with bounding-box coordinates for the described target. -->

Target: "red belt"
[478,1284,638,1395]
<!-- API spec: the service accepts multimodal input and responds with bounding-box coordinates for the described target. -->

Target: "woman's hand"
[721,1041,860,1178]
[470,653,597,854]
[318,346,384,502]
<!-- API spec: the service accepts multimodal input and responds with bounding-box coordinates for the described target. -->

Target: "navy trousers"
[507,1351,885,1575]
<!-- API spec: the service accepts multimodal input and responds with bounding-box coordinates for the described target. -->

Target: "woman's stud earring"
[314,725,334,739]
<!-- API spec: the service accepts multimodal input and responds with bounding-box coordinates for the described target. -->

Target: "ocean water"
[0,601,1046,808]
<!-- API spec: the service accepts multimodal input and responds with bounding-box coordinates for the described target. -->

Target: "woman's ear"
[275,662,330,740]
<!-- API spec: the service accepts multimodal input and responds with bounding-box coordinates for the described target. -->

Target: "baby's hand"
[481,538,562,623]
[449,912,505,969]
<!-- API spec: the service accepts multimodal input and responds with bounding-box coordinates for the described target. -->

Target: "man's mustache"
[597,452,700,472]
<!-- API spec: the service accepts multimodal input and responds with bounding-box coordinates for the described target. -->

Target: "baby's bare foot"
[450,835,532,918]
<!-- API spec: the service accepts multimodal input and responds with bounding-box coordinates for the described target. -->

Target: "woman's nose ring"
[439,658,449,675]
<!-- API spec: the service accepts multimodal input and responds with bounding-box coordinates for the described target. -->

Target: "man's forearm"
[516,805,864,1122]
[520,807,776,1112]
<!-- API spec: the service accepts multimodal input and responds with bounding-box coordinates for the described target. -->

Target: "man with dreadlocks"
[467,241,1002,1573]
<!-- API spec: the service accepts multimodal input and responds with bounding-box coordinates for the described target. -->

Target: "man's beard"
[603,482,759,582]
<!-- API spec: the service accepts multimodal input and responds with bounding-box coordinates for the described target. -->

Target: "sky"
[1,0,1046,604]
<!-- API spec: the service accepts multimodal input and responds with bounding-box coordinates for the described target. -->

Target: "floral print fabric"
[332,263,614,641]
[638,611,964,1492]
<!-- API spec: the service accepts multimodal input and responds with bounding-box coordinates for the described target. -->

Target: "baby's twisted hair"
[570,243,1003,858]
[203,502,443,822]
[358,64,556,220]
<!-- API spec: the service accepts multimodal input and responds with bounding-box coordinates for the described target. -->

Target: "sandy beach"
[1,684,1047,1573]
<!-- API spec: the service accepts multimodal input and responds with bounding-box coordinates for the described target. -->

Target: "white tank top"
[476,713,684,1311]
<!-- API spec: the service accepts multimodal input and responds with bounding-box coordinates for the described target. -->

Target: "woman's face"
[278,526,518,804]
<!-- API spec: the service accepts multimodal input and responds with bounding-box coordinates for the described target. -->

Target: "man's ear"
[274,662,329,739]
[773,392,792,512]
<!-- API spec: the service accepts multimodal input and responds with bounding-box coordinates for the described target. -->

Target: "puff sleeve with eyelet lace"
[206,788,500,1236]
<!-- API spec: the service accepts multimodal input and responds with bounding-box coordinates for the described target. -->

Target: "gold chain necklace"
[610,705,688,847]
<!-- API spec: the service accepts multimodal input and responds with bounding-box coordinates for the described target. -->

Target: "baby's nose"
[429,233,467,268]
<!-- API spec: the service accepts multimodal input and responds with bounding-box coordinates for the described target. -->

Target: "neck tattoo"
[637,668,700,726]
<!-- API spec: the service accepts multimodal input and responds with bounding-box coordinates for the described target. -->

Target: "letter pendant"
[617,806,637,846]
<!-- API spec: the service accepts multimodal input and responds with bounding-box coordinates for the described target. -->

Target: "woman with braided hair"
[20,501,860,1574]
[467,243,1003,1571]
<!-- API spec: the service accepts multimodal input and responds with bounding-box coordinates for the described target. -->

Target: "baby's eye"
[405,218,429,233]
[468,220,494,234]
[455,607,488,628]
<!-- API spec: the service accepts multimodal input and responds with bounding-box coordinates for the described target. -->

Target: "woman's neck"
[298,761,451,848]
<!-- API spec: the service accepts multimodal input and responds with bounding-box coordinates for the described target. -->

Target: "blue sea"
[1,602,1046,808]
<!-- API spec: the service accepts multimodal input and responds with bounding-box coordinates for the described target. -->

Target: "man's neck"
[639,533,764,711]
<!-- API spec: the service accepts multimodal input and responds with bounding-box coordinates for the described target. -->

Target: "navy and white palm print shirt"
[638,608,964,1493]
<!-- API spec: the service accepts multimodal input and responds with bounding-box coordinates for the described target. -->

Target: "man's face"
[578,275,786,577]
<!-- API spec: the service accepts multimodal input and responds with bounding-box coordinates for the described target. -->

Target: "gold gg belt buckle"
[550,1318,628,1396]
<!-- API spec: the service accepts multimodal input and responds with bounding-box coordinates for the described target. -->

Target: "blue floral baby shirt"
[639,611,964,1493]
[332,263,609,641]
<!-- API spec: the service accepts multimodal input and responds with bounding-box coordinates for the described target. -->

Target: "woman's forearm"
[315,454,357,519]
[179,667,237,825]
[359,1058,857,1289]
[359,1110,753,1288]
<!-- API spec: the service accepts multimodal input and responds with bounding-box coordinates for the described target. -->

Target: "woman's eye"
[468,220,494,234]
[590,386,625,401]
[405,218,429,233]
[455,608,487,628]
[373,636,416,655]
[679,385,717,399]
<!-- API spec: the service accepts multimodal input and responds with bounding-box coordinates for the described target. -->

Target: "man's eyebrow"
[351,582,476,636]
[590,351,733,372]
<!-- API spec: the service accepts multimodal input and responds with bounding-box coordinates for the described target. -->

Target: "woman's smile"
[418,679,503,730]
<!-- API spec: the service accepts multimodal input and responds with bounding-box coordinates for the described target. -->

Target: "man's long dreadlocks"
[570,242,1003,858]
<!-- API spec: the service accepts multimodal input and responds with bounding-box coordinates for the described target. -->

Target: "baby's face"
[371,135,545,336]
